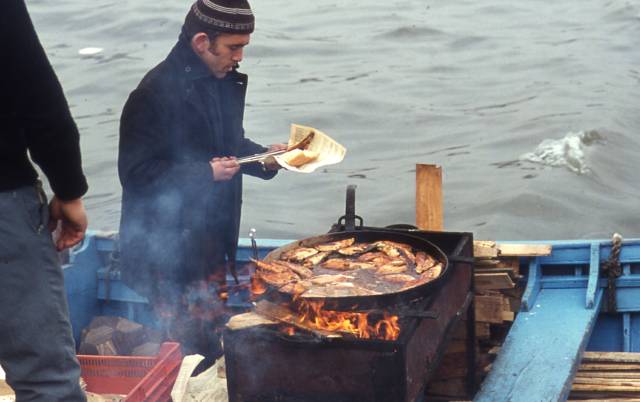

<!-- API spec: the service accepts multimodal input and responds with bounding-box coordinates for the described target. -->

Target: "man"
[118,0,285,361]
[0,1,89,401]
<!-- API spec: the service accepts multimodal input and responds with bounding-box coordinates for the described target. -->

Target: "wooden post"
[416,164,443,231]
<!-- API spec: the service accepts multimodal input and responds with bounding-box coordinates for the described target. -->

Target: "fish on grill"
[253,237,444,297]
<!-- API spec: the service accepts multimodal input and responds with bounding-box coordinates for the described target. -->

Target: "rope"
[602,233,623,313]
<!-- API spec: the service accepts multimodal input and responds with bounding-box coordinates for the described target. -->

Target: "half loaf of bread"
[284,149,320,167]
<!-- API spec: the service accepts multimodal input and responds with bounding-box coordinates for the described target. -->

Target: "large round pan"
[260,229,450,311]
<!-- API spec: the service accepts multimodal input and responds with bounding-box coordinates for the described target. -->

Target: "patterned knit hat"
[184,0,254,36]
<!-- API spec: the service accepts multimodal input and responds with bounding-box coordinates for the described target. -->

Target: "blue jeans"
[0,185,85,402]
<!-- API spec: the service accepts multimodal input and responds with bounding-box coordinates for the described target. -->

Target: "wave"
[519,130,603,174]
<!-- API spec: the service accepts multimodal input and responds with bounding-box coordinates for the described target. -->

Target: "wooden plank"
[474,268,515,275]
[572,383,640,392]
[415,164,443,231]
[431,351,468,379]
[425,378,468,398]
[226,312,277,330]
[474,273,515,291]
[473,260,503,268]
[473,241,498,258]
[570,393,640,399]
[442,339,467,355]
[475,322,490,339]
[475,288,603,402]
[580,363,640,371]
[501,257,520,276]
[497,243,552,257]
[501,311,515,322]
[582,351,640,364]
[474,295,504,324]
[573,377,640,386]
[576,371,640,379]
[253,300,342,339]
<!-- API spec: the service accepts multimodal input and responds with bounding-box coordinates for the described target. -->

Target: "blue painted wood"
[632,313,640,352]
[615,287,640,312]
[533,240,640,266]
[521,259,540,312]
[585,242,600,309]
[63,235,101,344]
[541,276,640,291]
[61,233,640,401]
[624,313,631,352]
[474,288,603,402]
[588,314,623,351]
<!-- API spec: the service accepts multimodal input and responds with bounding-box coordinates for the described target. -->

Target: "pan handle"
[332,184,363,232]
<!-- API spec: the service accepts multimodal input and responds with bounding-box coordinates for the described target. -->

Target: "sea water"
[28,0,640,241]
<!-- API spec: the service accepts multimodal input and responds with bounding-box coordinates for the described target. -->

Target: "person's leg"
[0,185,86,402]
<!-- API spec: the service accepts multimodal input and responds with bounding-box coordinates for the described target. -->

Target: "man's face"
[202,33,251,78]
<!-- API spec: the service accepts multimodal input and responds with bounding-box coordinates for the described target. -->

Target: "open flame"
[250,268,400,341]
[293,299,400,341]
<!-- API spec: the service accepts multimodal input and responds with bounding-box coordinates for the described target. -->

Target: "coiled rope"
[602,233,623,313]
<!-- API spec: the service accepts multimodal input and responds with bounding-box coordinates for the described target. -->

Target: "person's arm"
[48,197,88,251]
[3,1,88,250]
[118,87,215,191]
[238,136,282,179]
[4,0,88,201]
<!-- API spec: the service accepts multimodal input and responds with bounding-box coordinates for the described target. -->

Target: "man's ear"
[190,32,210,55]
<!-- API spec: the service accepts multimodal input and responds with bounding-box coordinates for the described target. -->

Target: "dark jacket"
[0,0,87,200]
[118,36,276,296]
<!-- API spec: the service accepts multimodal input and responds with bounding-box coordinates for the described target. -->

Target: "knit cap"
[184,0,254,35]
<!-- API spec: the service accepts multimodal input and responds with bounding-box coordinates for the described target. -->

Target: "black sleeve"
[118,87,214,192]
[239,134,278,180]
[1,0,88,200]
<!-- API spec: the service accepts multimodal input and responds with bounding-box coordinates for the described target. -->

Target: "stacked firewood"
[424,241,551,401]
[569,351,640,400]
[79,316,163,356]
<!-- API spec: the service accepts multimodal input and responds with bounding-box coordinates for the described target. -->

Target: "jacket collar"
[172,34,211,81]
[171,33,248,84]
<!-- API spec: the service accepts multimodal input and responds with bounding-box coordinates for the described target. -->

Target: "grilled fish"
[376,263,409,275]
[304,251,330,266]
[281,247,319,262]
[315,238,355,252]
[415,251,438,274]
[273,260,313,279]
[337,243,373,256]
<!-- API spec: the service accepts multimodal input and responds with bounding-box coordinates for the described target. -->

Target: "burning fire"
[293,299,400,341]
[250,268,400,340]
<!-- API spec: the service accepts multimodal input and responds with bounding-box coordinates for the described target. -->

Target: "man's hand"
[268,143,288,153]
[210,156,240,181]
[48,196,88,251]
[264,143,288,170]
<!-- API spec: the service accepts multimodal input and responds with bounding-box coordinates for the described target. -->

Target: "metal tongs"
[236,131,315,165]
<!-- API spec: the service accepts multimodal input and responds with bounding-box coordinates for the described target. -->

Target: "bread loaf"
[284,149,319,167]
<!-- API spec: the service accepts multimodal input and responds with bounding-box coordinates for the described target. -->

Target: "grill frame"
[224,229,476,402]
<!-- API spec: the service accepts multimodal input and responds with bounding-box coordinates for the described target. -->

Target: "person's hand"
[48,196,88,251]
[210,156,240,181]
[268,143,288,153]
[263,143,288,170]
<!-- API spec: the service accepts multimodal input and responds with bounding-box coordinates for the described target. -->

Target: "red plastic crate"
[78,342,182,402]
